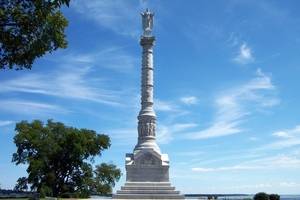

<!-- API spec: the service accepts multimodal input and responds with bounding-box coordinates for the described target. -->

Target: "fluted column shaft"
[139,36,155,118]
[134,36,160,153]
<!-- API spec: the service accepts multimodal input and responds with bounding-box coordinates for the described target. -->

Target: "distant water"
[220,195,299,200]
[90,195,300,200]
[185,195,300,200]
[275,195,300,200]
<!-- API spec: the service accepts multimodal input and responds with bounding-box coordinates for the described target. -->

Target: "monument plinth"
[113,9,184,199]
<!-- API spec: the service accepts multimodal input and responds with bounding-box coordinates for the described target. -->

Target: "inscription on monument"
[137,153,159,166]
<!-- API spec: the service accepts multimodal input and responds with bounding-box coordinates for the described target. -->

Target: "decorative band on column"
[140,36,155,46]
[138,117,156,138]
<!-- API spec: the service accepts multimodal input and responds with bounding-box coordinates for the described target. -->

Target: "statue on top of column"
[141,9,154,37]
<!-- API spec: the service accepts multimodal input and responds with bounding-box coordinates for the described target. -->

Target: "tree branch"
[0,23,18,27]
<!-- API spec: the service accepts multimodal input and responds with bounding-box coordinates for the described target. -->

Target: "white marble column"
[113,9,184,199]
[134,11,160,153]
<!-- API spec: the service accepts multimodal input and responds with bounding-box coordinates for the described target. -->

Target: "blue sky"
[1,0,300,194]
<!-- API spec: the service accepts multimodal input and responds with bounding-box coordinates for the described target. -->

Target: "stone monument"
[113,9,184,199]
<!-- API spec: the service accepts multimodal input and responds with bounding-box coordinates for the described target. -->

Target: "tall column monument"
[113,9,184,199]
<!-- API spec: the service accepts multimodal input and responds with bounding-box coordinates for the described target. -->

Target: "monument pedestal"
[126,150,169,182]
[113,150,184,199]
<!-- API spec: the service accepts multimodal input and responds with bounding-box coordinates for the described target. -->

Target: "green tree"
[254,192,270,200]
[269,194,280,200]
[0,0,70,70]
[14,177,28,192]
[12,119,121,198]
[91,163,122,195]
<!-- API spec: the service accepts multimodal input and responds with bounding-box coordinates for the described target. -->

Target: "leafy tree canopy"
[254,192,270,200]
[14,177,28,192]
[0,0,70,70]
[253,192,280,200]
[12,120,121,198]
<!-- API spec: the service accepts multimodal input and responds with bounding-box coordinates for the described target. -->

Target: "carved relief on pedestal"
[138,118,156,137]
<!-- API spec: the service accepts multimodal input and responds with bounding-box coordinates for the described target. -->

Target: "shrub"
[254,192,269,200]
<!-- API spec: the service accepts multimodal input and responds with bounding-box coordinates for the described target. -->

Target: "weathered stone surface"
[126,150,169,182]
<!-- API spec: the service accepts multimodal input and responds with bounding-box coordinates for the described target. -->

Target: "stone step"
[113,193,185,199]
[114,181,184,199]
[121,186,176,190]
[124,182,171,187]
[117,189,180,195]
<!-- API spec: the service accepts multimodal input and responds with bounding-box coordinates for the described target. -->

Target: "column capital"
[140,36,155,46]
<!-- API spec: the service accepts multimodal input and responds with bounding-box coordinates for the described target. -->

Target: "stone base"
[125,150,169,182]
[113,182,184,199]
[114,147,184,199]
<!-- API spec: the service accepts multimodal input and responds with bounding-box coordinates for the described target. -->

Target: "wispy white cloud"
[273,131,293,138]
[279,182,300,187]
[188,151,264,167]
[154,99,183,113]
[107,128,137,146]
[192,154,300,172]
[192,165,258,172]
[62,47,137,73]
[172,123,198,131]
[154,99,191,123]
[180,96,198,105]
[186,121,242,140]
[229,183,273,190]
[233,43,254,64]
[156,125,172,144]
[273,125,300,138]
[0,48,137,107]
[72,0,145,37]
[265,139,300,150]
[0,69,121,106]
[249,136,259,141]
[226,32,241,47]
[0,120,14,127]
[261,125,300,150]
[185,69,279,139]
[0,100,68,115]
[157,123,197,144]
[176,151,203,157]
